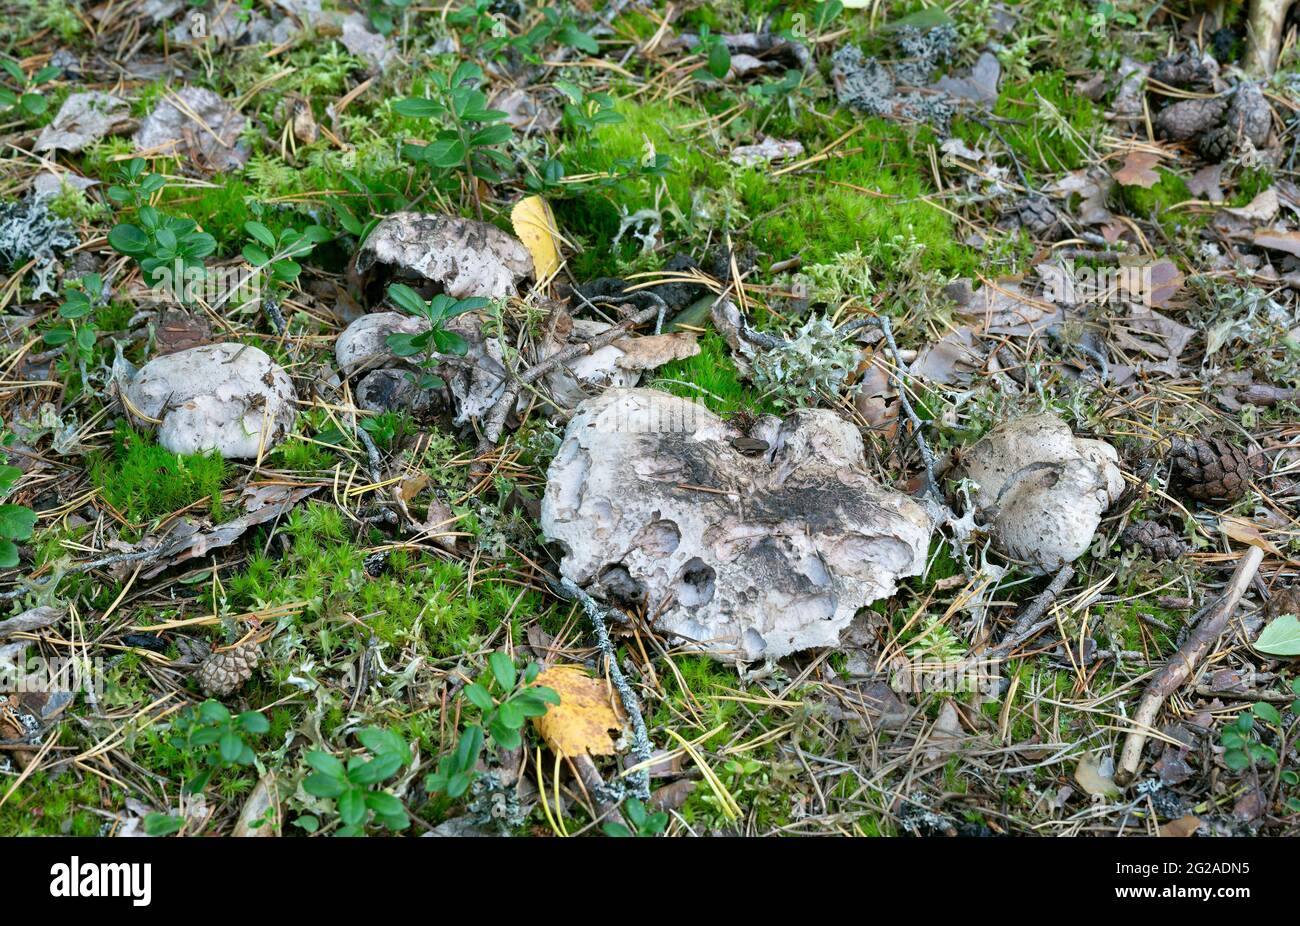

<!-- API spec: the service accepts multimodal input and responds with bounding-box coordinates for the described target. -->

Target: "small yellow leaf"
[511,195,562,283]
[532,665,624,759]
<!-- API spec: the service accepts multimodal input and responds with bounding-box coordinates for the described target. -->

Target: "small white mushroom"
[123,343,297,459]
[961,413,1122,573]
[334,311,428,377]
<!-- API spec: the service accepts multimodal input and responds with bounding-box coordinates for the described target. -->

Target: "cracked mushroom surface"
[352,212,533,302]
[122,342,297,459]
[540,388,934,662]
[961,412,1123,573]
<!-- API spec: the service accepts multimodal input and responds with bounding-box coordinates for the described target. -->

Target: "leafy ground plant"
[425,653,558,800]
[394,61,512,217]
[0,425,35,568]
[302,727,412,835]
[384,282,488,389]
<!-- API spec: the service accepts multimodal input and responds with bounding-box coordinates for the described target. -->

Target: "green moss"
[0,771,113,836]
[1119,168,1198,235]
[89,425,228,523]
[1230,166,1274,206]
[650,331,772,417]
[957,71,1102,173]
[225,501,545,656]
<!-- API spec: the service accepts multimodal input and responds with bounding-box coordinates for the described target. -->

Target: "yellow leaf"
[511,195,562,283]
[531,665,624,759]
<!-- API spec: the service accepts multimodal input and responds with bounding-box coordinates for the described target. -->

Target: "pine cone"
[999,196,1061,237]
[1121,520,1189,560]
[1169,437,1252,503]
[195,642,261,697]
[1197,124,1234,162]
[1267,585,1300,619]
[1223,83,1271,147]
[1150,51,1218,90]
[1155,97,1226,141]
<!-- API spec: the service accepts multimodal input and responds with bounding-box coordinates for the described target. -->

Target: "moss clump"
[651,331,774,417]
[90,425,227,523]
[226,502,543,656]
[0,771,113,836]
[1119,168,1199,235]
[957,71,1102,173]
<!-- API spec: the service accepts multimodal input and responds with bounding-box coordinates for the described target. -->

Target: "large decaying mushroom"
[541,388,934,662]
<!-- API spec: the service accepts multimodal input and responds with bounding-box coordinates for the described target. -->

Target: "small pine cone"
[195,642,261,698]
[1150,51,1219,90]
[1267,585,1300,619]
[1223,82,1271,147]
[1169,437,1252,503]
[1155,97,1226,141]
[1197,124,1234,162]
[999,196,1061,237]
[1121,520,1189,561]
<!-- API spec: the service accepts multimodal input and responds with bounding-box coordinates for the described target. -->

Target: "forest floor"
[1,0,1300,838]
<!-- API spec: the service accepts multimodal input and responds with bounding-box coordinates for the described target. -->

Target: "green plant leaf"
[245,220,276,248]
[303,772,345,799]
[305,750,347,781]
[432,328,469,356]
[0,539,18,568]
[219,730,243,763]
[393,98,445,118]
[108,223,150,256]
[0,504,36,541]
[238,711,269,734]
[143,813,184,836]
[464,681,494,711]
[1252,702,1282,726]
[707,41,731,80]
[488,651,517,691]
[364,791,405,817]
[338,787,368,827]
[386,283,429,318]
[1254,615,1300,656]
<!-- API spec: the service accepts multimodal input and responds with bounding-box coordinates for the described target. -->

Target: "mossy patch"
[89,424,228,523]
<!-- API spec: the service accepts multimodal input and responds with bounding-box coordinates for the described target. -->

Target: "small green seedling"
[1220,704,1281,772]
[242,220,331,287]
[696,27,731,80]
[302,727,412,835]
[603,798,668,837]
[384,282,489,390]
[44,272,106,359]
[169,699,270,794]
[554,80,624,135]
[425,652,558,799]
[107,161,215,291]
[0,60,59,119]
[0,423,35,568]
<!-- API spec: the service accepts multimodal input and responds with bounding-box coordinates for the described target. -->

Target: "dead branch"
[1115,545,1264,786]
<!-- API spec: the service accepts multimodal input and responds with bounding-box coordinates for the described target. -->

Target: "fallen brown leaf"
[1112,150,1161,188]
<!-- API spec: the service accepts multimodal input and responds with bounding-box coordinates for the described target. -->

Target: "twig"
[475,302,663,453]
[559,576,652,801]
[1115,545,1264,786]
[988,564,1075,657]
